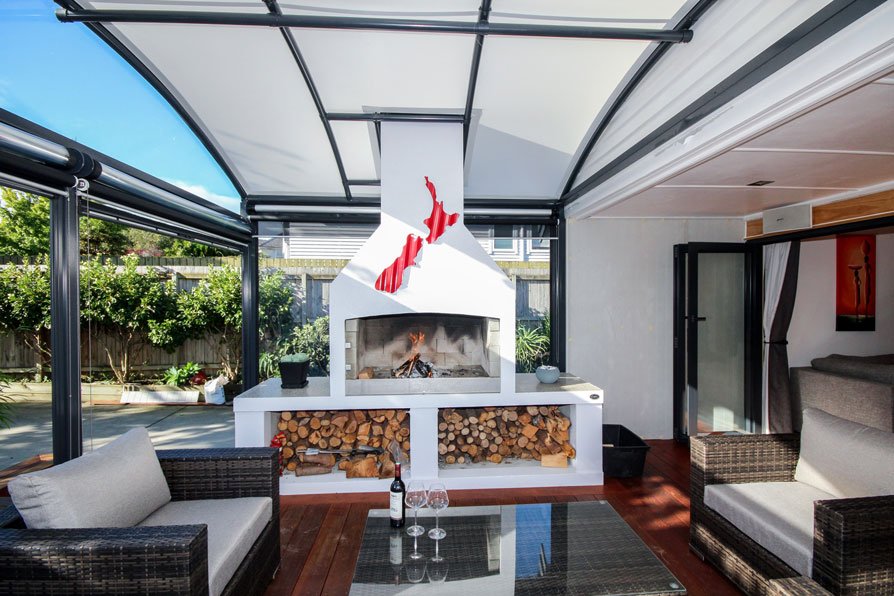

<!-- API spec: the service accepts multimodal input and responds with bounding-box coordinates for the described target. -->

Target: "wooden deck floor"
[268,440,740,596]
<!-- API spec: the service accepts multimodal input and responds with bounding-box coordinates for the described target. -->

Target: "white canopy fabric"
[75,0,694,205]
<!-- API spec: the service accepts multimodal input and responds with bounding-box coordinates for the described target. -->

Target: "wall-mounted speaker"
[762,203,812,234]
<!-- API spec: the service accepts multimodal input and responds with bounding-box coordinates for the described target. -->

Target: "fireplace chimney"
[329,122,516,397]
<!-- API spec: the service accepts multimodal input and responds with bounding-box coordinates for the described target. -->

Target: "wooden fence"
[0,257,549,376]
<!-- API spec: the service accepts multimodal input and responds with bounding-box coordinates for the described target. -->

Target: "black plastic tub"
[603,424,650,478]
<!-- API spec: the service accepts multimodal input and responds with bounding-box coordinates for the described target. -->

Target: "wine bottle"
[389,462,406,528]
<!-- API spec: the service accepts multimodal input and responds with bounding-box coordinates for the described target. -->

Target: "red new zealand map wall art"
[374,176,459,293]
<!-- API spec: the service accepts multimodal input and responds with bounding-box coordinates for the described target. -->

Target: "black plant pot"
[279,361,309,389]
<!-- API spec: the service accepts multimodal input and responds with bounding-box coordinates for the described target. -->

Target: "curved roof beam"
[560,0,719,199]
[56,9,693,43]
[262,0,353,201]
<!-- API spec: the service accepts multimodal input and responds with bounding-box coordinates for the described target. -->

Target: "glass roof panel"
[349,185,381,198]
[466,36,650,199]
[331,121,380,181]
[1,0,241,212]
[293,29,474,112]
[111,23,344,196]
[489,0,690,27]
[278,1,479,21]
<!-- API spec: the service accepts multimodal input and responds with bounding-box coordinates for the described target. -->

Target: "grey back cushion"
[795,408,894,498]
[810,354,894,385]
[9,427,171,529]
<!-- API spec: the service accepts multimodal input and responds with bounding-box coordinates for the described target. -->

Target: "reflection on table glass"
[350,501,686,595]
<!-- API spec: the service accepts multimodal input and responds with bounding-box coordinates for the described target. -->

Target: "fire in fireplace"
[345,313,501,394]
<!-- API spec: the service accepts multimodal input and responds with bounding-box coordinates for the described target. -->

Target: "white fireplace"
[329,122,516,397]
[234,122,604,495]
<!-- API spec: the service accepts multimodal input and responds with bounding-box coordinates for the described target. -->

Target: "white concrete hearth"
[234,374,603,495]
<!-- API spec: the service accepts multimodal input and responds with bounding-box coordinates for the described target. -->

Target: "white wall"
[566,218,744,439]
[788,233,894,367]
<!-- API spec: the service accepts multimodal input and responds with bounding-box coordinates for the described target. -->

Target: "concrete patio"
[0,400,234,470]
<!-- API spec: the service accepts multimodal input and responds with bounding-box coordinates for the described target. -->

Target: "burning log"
[437,406,574,466]
[393,353,434,378]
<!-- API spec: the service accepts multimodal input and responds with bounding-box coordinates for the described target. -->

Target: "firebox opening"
[345,313,501,395]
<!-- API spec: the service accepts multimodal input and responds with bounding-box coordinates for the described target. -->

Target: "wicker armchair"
[690,434,894,595]
[0,448,280,595]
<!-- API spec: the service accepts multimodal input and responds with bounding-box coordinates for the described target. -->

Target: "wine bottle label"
[390,491,403,520]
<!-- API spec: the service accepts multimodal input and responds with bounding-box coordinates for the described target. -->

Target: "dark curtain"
[767,241,800,433]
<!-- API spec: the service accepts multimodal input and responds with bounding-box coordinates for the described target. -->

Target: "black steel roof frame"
[463,0,493,153]
[560,0,720,198]
[57,9,693,43]
[53,1,249,203]
[264,0,354,201]
[55,3,697,210]
[562,0,886,206]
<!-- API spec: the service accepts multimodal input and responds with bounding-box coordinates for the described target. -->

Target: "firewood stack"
[437,406,575,467]
[276,410,410,479]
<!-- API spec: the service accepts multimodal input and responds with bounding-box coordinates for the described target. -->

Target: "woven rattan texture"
[690,434,894,596]
[0,448,280,595]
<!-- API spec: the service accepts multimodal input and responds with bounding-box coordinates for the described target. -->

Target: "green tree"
[259,269,295,348]
[283,316,330,376]
[178,266,242,381]
[0,259,51,380]
[80,255,183,383]
[0,188,51,256]
[0,188,129,256]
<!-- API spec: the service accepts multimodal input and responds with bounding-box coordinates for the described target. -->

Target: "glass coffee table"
[350,500,686,595]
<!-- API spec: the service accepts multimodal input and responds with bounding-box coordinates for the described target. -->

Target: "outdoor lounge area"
[1,1,894,595]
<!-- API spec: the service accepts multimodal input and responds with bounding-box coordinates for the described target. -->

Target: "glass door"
[673,243,761,440]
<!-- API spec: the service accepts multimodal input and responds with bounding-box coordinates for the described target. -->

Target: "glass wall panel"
[258,222,375,381]
[80,217,239,453]
[0,186,53,471]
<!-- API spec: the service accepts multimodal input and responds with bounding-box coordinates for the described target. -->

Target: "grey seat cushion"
[810,354,894,385]
[795,408,894,498]
[139,497,272,596]
[8,427,171,529]
[705,481,836,577]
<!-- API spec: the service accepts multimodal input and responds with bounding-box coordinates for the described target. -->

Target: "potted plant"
[279,353,310,388]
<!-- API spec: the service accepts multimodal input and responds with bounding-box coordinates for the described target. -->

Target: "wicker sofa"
[690,409,894,595]
[0,434,280,596]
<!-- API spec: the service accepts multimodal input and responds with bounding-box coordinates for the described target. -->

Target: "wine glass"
[405,481,427,537]
[428,553,448,582]
[405,558,427,584]
[427,483,448,540]
[405,481,427,559]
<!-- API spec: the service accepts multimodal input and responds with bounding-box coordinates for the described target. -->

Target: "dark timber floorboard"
[266,440,740,596]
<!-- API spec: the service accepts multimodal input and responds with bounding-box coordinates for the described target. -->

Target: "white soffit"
[596,186,836,218]
[740,80,894,153]
[466,37,650,199]
[107,23,343,195]
[666,151,894,189]
[573,0,835,185]
[294,30,473,113]
[594,71,894,218]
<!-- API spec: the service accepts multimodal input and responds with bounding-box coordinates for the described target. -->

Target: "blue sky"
[0,0,241,212]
